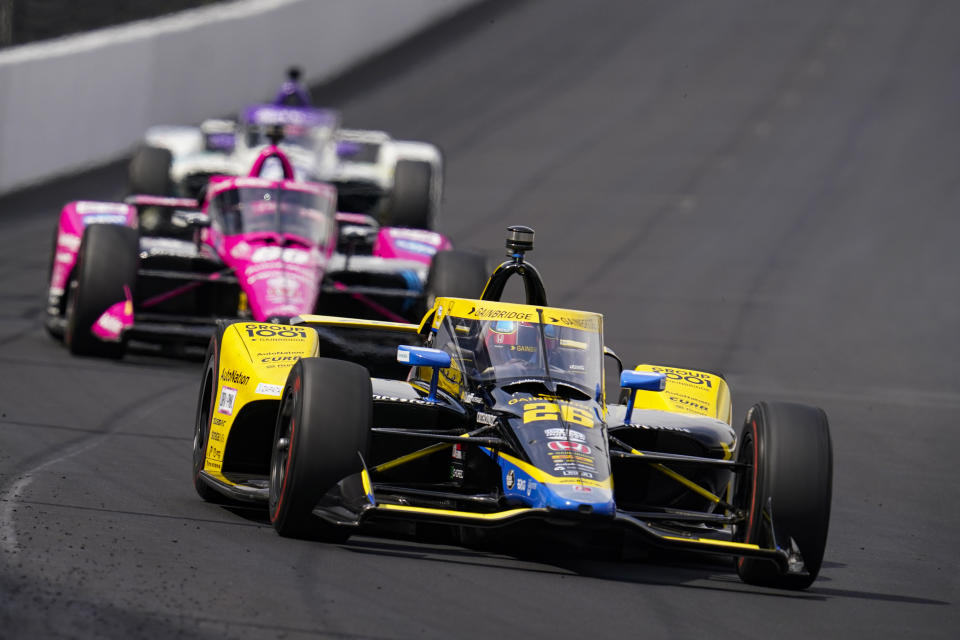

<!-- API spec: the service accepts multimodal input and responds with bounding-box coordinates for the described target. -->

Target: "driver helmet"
[275,67,311,107]
[484,321,540,364]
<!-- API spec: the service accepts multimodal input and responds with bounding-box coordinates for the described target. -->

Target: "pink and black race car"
[45,145,486,358]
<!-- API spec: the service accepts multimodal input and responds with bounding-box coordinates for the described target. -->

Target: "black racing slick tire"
[733,401,833,589]
[64,224,138,358]
[192,320,234,502]
[423,250,489,312]
[387,160,433,229]
[129,145,172,196]
[269,358,372,540]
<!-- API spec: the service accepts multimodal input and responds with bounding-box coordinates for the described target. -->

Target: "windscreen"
[245,124,320,149]
[212,187,333,245]
[433,313,604,398]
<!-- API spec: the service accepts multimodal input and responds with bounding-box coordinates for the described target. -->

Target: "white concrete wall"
[0,0,474,194]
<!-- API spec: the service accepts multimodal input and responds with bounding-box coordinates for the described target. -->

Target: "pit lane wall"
[0,0,475,195]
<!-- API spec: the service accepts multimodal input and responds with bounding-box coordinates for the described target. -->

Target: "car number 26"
[523,402,593,427]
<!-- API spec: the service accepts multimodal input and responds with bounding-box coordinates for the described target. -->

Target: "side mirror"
[172,210,211,229]
[620,370,666,424]
[398,345,452,402]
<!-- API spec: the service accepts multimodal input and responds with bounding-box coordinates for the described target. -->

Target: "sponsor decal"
[260,354,300,364]
[231,177,274,189]
[388,228,443,244]
[371,394,433,406]
[95,313,123,334]
[649,366,715,388]
[398,349,410,363]
[544,428,585,442]
[250,246,311,264]
[394,239,438,256]
[545,315,598,331]
[629,423,692,434]
[255,382,284,397]
[76,201,129,215]
[522,402,594,427]
[57,233,82,251]
[451,467,464,480]
[212,417,226,426]
[230,241,252,259]
[505,469,515,490]
[547,441,592,454]
[82,213,128,226]
[476,412,497,426]
[451,443,463,461]
[668,395,710,414]
[244,324,308,340]
[507,394,559,405]
[572,485,593,493]
[462,392,482,405]
[470,307,533,321]
[217,386,237,415]
[516,477,526,492]
[526,480,538,496]
[265,277,302,304]
[220,369,250,386]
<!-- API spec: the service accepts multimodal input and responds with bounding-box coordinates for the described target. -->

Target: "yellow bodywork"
[430,297,602,332]
[630,364,732,425]
[204,322,320,483]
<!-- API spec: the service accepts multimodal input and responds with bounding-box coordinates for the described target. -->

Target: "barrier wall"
[0,0,474,195]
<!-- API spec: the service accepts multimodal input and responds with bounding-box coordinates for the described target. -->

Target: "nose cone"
[544,483,616,516]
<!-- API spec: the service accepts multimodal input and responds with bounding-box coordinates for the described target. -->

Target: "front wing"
[313,467,800,574]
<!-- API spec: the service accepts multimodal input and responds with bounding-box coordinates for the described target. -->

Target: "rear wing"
[291,315,421,378]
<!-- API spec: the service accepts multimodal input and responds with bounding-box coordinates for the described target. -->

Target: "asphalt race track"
[1,1,958,637]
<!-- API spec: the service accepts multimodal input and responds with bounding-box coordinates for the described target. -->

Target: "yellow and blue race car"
[192,226,833,590]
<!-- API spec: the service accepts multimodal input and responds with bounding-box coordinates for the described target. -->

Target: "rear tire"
[64,224,138,358]
[192,320,234,502]
[269,358,372,540]
[387,160,433,229]
[423,250,489,313]
[129,145,172,196]
[733,401,832,589]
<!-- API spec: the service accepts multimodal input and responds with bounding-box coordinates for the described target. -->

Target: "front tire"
[733,401,833,589]
[269,358,372,540]
[129,145,172,196]
[64,224,138,358]
[192,320,234,502]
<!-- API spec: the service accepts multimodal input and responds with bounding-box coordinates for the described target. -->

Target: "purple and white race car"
[130,68,443,230]
[47,144,484,358]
